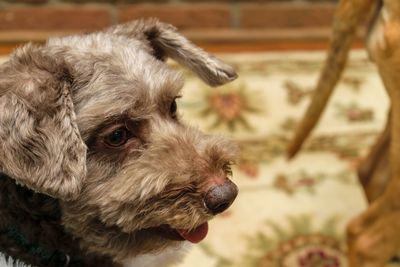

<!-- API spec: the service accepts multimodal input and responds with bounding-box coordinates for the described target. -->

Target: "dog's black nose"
[204,179,238,215]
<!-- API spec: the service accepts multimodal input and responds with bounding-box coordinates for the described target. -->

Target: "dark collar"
[0,226,82,267]
[0,174,82,267]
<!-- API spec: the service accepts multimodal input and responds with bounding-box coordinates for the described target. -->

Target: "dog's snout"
[204,179,238,215]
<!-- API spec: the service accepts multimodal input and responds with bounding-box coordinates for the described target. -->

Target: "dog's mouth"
[151,222,209,244]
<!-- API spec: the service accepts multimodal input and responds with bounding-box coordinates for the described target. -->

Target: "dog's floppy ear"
[109,18,238,86]
[0,44,86,200]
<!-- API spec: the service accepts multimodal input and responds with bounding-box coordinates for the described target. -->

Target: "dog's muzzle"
[204,178,238,215]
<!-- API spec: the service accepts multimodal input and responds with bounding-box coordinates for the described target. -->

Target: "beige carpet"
[175,50,391,267]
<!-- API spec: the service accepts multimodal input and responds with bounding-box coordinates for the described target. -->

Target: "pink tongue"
[177,222,209,244]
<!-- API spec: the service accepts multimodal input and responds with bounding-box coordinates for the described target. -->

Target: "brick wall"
[0,0,341,53]
[0,0,337,32]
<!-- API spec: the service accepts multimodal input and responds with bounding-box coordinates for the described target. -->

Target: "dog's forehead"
[49,33,185,98]
[53,34,184,138]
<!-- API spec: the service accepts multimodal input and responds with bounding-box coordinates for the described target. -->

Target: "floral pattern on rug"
[246,215,346,267]
[180,83,265,132]
[175,51,391,267]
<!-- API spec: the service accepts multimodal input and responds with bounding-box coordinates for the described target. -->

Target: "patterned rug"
[0,50,393,267]
[175,50,391,267]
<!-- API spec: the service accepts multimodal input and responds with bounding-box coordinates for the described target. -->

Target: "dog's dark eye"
[170,99,178,117]
[105,128,129,147]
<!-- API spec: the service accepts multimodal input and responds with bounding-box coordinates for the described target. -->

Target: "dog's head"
[0,19,238,261]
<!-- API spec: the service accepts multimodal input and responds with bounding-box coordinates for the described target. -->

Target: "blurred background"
[0,0,394,267]
[0,0,343,54]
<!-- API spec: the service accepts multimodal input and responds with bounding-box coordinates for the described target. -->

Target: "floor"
[175,50,389,267]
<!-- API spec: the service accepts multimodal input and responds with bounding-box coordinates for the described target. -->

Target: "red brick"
[182,0,337,2]
[117,0,170,2]
[62,0,168,2]
[5,0,48,4]
[0,6,112,31]
[62,0,118,3]
[181,0,234,2]
[118,4,231,29]
[240,3,336,29]
[182,0,284,2]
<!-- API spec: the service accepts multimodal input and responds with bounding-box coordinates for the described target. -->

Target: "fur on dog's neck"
[0,173,118,267]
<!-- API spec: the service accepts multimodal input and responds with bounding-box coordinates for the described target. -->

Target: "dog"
[286,0,400,266]
[0,18,239,267]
